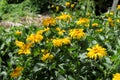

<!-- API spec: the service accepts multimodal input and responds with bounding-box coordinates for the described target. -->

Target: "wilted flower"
[10,66,24,78]
[112,73,120,80]
[42,17,56,27]
[87,44,107,60]
[15,40,32,54]
[69,29,85,39]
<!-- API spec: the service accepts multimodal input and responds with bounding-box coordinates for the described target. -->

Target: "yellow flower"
[15,40,25,48]
[56,13,71,21]
[56,27,61,31]
[69,29,85,39]
[52,39,63,47]
[71,4,75,8]
[117,5,120,10]
[42,17,56,27]
[56,6,59,11]
[92,23,98,27]
[87,44,107,60]
[112,73,120,80]
[65,2,70,7]
[10,66,24,78]
[27,33,43,43]
[108,17,114,27]
[108,17,113,23]
[36,30,44,35]
[44,27,50,32]
[62,38,71,45]
[76,18,89,26]
[18,47,31,55]
[15,31,22,35]
[15,40,32,54]
[41,53,54,61]
[52,38,71,47]
[58,30,65,35]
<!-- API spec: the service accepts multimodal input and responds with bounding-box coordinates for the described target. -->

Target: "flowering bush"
[0,0,120,80]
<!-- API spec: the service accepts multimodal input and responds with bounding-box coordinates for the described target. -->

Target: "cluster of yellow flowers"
[15,40,32,54]
[56,13,71,21]
[76,18,89,27]
[112,73,120,80]
[69,29,85,39]
[52,38,71,47]
[15,27,50,54]
[10,66,24,78]
[42,17,56,27]
[87,44,107,60]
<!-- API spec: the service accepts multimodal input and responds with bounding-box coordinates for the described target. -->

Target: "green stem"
[86,0,90,15]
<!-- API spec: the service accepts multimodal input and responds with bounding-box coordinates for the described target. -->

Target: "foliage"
[0,0,120,80]
[0,0,36,22]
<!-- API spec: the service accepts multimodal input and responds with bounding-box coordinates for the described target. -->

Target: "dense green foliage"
[0,0,120,80]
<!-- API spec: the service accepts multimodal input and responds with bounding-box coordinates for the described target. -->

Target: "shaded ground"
[0,13,50,27]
